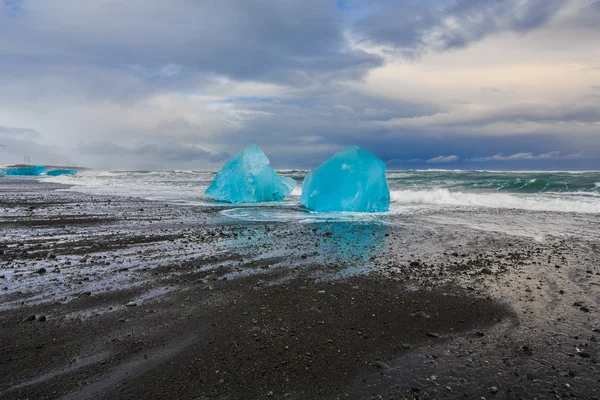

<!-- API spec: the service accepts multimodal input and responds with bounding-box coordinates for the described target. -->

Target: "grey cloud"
[0,125,41,140]
[354,0,565,55]
[0,0,381,89]
[78,141,229,163]
[0,126,71,166]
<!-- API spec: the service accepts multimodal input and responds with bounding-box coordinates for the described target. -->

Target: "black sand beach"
[0,178,598,399]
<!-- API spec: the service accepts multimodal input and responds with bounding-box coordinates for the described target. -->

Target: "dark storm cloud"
[78,141,229,163]
[0,0,381,88]
[352,0,565,54]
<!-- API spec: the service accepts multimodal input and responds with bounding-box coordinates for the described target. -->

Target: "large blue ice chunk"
[205,144,296,203]
[300,146,390,212]
[46,169,77,176]
[4,166,47,176]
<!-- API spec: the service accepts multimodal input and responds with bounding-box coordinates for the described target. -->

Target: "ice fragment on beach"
[46,169,77,176]
[205,144,296,203]
[4,166,47,176]
[300,146,390,212]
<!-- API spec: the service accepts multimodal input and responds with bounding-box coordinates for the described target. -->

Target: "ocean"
[42,169,600,216]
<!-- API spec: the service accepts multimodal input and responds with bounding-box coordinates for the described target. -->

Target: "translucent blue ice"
[4,166,47,176]
[205,144,296,203]
[300,146,390,212]
[46,169,77,176]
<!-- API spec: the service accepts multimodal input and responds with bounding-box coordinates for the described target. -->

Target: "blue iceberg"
[300,146,390,212]
[4,166,47,176]
[205,144,296,203]
[46,169,77,176]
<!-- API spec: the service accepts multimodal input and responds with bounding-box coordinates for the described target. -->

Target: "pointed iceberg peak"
[205,144,296,203]
[301,146,390,212]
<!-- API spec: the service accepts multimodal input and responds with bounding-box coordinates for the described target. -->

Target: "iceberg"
[4,166,47,176]
[205,144,296,203]
[300,146,390,212]
[46,169,77,176]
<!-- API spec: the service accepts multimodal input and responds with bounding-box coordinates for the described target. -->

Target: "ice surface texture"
[46,169,77,176]
[4,166,47,176]
[205,144,296,203]
[300,146,390,212]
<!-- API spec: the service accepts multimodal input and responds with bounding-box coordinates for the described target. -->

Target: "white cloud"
[426,155,460,163]
[470,151,586,162]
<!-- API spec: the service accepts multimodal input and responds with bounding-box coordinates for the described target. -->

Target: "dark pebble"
[26,314,36,321]
[38,315,46,322]
[580,306,590,313]
[36,268,47,274]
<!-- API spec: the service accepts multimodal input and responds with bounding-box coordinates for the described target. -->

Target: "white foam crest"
[390,189,600,214]
[42,170,214,204]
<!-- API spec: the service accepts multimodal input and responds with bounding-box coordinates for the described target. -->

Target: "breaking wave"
[389,189,600,214]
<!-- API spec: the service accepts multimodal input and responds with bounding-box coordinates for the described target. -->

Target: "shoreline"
[0,178,598,399]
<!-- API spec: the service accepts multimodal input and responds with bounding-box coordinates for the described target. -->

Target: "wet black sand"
[0,178,598,399]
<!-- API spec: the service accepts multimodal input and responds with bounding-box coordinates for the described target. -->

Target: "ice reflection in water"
[308,221,389,280]
[219,207,389,280]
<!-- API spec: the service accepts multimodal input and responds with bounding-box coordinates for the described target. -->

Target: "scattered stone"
[580,306,590,313]
[427,332,440,338]
[412,311,430,319]
[481,268,493,275]
[490,386,498,394]
[577,352,591,358]
[38,315,46,322]
[126,301,137,307]
[318,290,326,295]
[373,361,389,370]
[26,314,36,321]
[573,302,584,307]
[35,268,47,274]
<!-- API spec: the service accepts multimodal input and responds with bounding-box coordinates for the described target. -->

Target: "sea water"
[41,169,600,213]
[30,169,600,242]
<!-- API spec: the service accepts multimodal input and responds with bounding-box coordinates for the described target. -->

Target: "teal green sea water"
[36,169,600,215]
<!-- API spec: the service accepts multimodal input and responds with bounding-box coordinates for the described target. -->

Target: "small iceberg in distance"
[4,166,47,176]
[301,146,390,212]
[46,169,77,176]
[205,144,297,203]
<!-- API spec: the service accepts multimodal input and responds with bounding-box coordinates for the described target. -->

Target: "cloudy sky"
[1,0,599,170]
